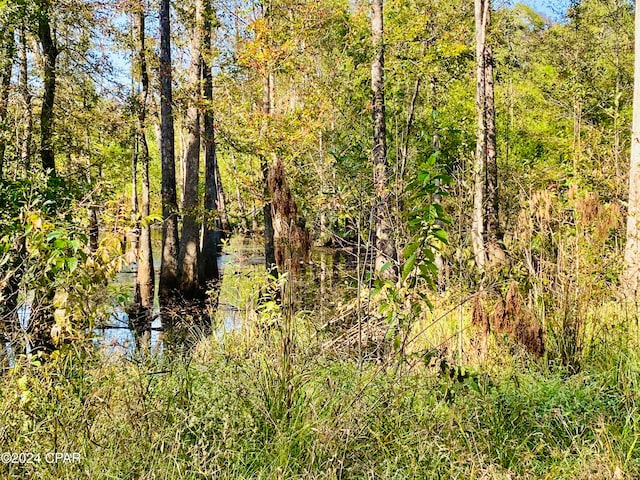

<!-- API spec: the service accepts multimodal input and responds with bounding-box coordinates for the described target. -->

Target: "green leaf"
[401,252,417,282]
[65,257,78,273]
[379,261,392,274]
[433,229,448,243]
[403,241,420,259]
[69,239,81,253]
[46,230,64,241]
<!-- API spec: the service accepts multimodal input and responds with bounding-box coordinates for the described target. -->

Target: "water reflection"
[4,236,363,361]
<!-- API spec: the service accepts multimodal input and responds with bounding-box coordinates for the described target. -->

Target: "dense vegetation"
[1,0,640,478]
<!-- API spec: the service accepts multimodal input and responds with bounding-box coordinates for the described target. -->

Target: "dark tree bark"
[37,0,58,175]
[159,0,180,298]
[263,156,278,278]
[268,160,311,272]
[371,0,397,280]
[0,28,14,179]
[261,3,278,279]
[178,0,203,297]
[25,0,59,356]
[88,205,99,252]
[201,0,220,284]
[84,108,98,254]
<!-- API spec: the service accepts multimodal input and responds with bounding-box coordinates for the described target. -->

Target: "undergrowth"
[0,319,639,480]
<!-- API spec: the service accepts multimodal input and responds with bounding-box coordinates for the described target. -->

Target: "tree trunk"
[472,0,488,272]
[89,205,99,252]
[201,0,220,284]
[371,0,397,280]
[483,42,505,266]
[231,152,250,232]
[28,1,58,355]
[131,127,139,273]
[19,24,32,177]
[472,0,505,272]
[431,77,447,291]
[215,160,230,236]
[159,0,180,298]
[0,28,14,179]
[85,121,98,254]
[37,0,58,175]
[263,157,278,278]
[135,1,154,321]
[268,159,311,272]
[474,0,505,270]
[624,3,640,296]
[261,5,278,278]
[178,0,203,297]
[398,76,420,182]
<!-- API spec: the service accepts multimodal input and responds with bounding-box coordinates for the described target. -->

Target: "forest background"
[1,0,640,478]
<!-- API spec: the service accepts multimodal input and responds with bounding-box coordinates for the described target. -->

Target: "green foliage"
[1,329,639,479]
[404,152,450,286]
[369,152,450,355]
[0,174,123,353]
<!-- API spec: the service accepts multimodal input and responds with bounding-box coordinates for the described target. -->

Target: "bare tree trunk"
[19,24,32,177]
[624,3,640,296]
[472,0,489,272]
[85,124,98,253]
[0,28,15,179]
[137,135,154,302]
[28,2,58,355]
[430,77,447,291]
[263,157,278,278]
[37,1,58,175]
[483,42,505,265]
[201,0,220,284]
[131,127,139,273]
[159,0,180,298]
[178,0,203,297]
[371,0,397,280]
[474,0,504,271]
[135,1,154,321]
[261,5,278,278]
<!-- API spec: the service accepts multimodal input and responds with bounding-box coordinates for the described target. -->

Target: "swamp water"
[97,235,361,356]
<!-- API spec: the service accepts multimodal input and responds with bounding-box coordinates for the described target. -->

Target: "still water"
[6,236,360,360]
[97,235,360,356]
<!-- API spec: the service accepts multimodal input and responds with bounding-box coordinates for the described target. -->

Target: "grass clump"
[0,321,639,480]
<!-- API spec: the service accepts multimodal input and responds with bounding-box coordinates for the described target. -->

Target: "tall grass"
[1,309,639,480]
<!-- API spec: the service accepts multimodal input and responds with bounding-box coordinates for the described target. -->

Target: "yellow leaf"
[53,289,69,308]
[29,213,43,230]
